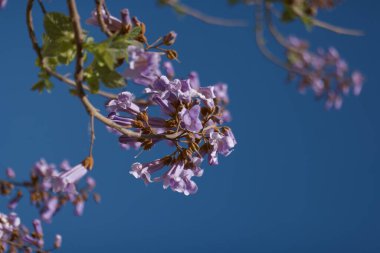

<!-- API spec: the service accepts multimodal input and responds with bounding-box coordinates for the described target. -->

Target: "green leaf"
[84,67,100,93]
[32,77,54,93]
[98,66,126,88]
[31,80,46,92]
[44,12,73,40]
[125,27,142,40]
[41,12,82,66]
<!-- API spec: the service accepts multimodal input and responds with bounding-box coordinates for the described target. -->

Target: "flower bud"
[166,50,178,60]
[54,234,62,249]
[163,31,177,46]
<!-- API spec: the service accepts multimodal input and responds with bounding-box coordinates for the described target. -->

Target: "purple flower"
[54,234,62,249]
[86,7,123,32]
[198,86,216,108]
[106,91,141,115]
[86,177,96,191]
[325,92,343,110]
[179,105,203,133]
[0,0,7,9]
[8,192,22,210]
[108,112,135,127]
[41,197,58,223]
[119,135,143,147]
[123,46,162,86]
[130,157,169,184]
[120,141,141,150]
[0,212,20,241]
[208,128,237,165]
[218,128,237,156]
[120,8,131,26]
[60,160,72,171]
[33,159,57,177]
[32,219,43,237]
[214,83,229,104]
[162,161,185,193]
[352,71,364,95]
[163,61,175,79]
[161,161,200,196]
[5,167,15,178]
[151,93,175,115]
[74,200,85,216]
[188,71,200,89]
[52,163,88,194]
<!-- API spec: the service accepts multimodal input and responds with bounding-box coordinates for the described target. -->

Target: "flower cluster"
[1,158,99,224]
[105,45,236,195]
[286,36,364,110]
[0,213,61,252]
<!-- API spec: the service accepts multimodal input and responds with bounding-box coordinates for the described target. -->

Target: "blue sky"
[0,1,379,252]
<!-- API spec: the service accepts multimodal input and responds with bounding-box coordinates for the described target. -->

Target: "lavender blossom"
[86,7,124,33]
[106,91,141,115]
[130,157,170,184]
[54,234,62,249]
[163,61,175,79]
[207,128,237,165]
[52,163,89,194]
[123,46,162,86]
[0,0,7,9]
[5,167,15,178]
[40,197,58,223]
[179,105,203,133]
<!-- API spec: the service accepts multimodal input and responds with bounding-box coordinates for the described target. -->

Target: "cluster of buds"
[86,7,178,60]
[0,158,99,223]
[105,44,235,195]
[0,213,61,252]
[286,36,364,110]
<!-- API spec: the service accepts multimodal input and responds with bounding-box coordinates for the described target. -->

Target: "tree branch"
[163,0,248,27]
[290,5,364,36]
[95,0,113,37]
[26,0,117,100]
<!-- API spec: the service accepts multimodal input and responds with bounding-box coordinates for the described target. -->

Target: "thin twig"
[264,2,289,49]
[95,0,113,37]
[37,0,47,14]
[67,0,86,97]
[254,0,309,76]
[254,1,289,70]
[164,0,248,27]
[290,5,364,36]
[89,114,95,157]
[26,0,117,100]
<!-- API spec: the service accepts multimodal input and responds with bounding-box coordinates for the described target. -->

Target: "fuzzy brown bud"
[166,49,178,60]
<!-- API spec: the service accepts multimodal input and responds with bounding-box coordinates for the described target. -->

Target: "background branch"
[163,0,248,27]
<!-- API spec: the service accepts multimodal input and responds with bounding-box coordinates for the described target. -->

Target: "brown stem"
[95,0,113,37]
[164,0,248,27]
[254,0,310,76]
[26,0,117,99]
[290,5,364,36]
[89,114,95,157]
[67,0,86,97]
